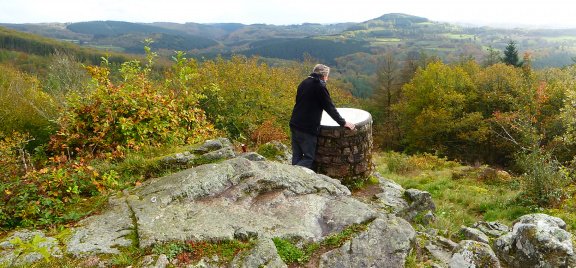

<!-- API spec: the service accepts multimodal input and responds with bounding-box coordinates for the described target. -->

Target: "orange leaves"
[250,118,289,146]
[50,54,216,159]
[2,154,104,228]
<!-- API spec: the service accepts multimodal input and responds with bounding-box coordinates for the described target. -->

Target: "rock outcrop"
[416,231,459,267]
[66,196,135,257]
[449,240,501,268]
[0,230,62,266]
[319,215,416,268]
[5,139,574,268]
[460,226,490,244]
[128,157,378,247]
[472,221,509,238]
[373,173,436,224]
[230,238,286,268]
[63,150,416,267]
[494,213,576,268]
[160,138,237,168]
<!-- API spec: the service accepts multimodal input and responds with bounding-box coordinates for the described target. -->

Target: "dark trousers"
[290,127,317,169]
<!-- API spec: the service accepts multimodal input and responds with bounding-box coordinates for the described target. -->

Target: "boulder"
[230,238,287,268]
[160,138,236,168]
[196,146,236,163]
[192,138,233,154]
[239,152,267,162]
[372,173,436,224]
[319,215,416,268]
[256,141,292,164]
[374,174,409,214]
[0,230,62,266]
[460,226,490,244]
[402,188,436,223]
[417,232,458,267]
[449,240,501,268]
[161,151,197,166]
[472,221,509,238]
[494,213,575,268]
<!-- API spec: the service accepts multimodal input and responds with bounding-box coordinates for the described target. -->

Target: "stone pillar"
[315,108,373,184]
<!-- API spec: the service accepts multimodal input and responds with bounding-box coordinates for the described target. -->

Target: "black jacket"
[289,73,346,135]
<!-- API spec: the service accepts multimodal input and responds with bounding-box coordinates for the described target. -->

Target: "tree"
[43,50,91,109]
[369,51,403,149]
[394,61,487,158]
[375,51,400,116]
[503,41,522,67]
[483,45,501,67]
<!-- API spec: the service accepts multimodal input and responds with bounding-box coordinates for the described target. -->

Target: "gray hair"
[312,64,330,78]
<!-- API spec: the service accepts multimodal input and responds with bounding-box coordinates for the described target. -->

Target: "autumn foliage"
[49,52,217,158]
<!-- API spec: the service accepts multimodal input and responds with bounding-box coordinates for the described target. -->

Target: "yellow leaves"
[52,55,217,158]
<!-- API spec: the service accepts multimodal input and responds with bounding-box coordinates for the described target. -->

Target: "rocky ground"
[1,138,575,267]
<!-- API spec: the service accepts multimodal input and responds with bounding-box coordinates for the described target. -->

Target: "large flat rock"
[67,157,380,255]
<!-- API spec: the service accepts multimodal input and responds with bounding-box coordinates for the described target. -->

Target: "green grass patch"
[442,33,475,39]
[542,36,576,42]
[374,151,540,239]
[273,222,371,265]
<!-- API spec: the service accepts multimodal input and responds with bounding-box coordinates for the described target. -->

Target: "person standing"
[289,64,355,169]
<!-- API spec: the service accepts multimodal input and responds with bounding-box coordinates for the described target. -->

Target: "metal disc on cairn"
[315,108,373,183]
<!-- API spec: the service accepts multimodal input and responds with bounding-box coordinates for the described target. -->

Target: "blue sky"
[1,0,575,28]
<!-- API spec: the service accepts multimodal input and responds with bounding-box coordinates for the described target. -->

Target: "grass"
[372,151,571,239]
[273,221,371,266]
[442,33,475,40]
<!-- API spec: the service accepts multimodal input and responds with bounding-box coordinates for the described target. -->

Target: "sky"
[1,0,575,28]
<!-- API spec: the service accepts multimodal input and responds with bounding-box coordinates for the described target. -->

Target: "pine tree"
[503,41,522,67]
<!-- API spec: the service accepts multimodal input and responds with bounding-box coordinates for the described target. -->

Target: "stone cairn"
[315,108,373,184]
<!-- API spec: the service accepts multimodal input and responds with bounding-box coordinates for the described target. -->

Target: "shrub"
[50,52,216,158]
[1,155,103,228]
[0,64,57,146]
[515,149,569,207]
[384,151,457,174]
[0,131,32,180]
[250,118,288,146]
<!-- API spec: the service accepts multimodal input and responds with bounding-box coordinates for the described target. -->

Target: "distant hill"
[3,13,576,97]
[244,38,370,64]
[0,19,355,58]
[66,21,218,53]
[3,13,576,67]
[0,26,130,64]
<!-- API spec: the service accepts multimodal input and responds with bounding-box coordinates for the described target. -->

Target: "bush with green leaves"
[0,131,31,180]
[0,154,105,228]
[50,49,216,158]
[0,64,57,147]
[185,55,355,140]
[515,149,569,207]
